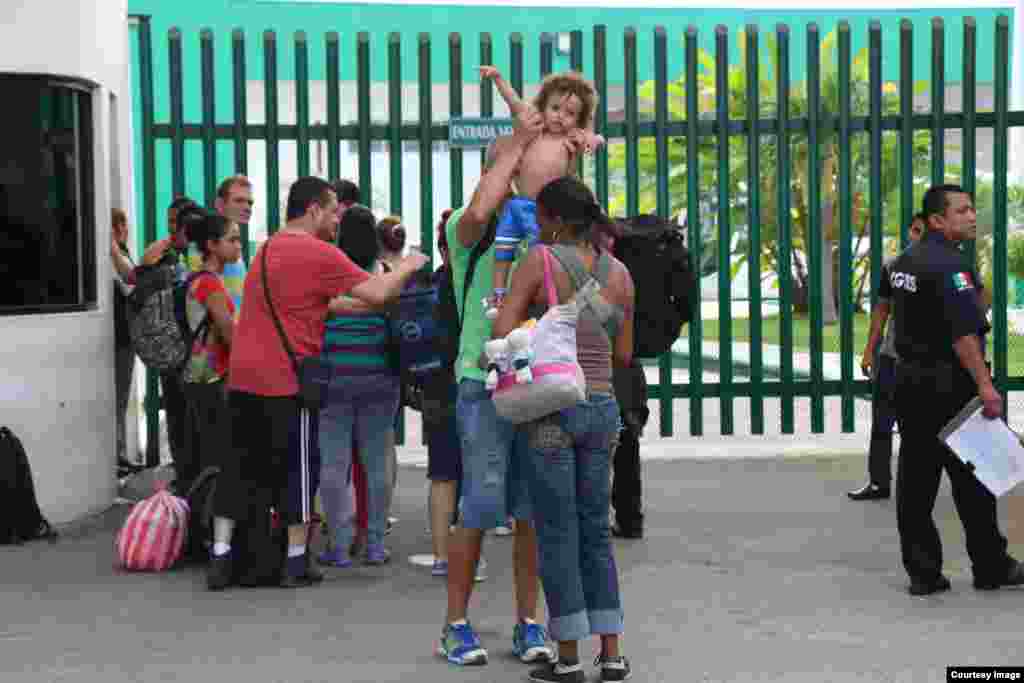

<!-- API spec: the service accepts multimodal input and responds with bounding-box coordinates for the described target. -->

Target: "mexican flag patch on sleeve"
[952,272,974,291]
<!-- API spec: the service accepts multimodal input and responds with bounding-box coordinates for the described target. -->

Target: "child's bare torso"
[514,133,574,199]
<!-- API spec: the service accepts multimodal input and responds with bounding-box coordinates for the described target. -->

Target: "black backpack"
[613,214,697,359]
[232,489,287,587]
[182,465,220,562]
[0,427,57,545]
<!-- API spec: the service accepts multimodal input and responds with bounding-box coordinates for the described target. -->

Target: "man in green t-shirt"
[436,110,556,668]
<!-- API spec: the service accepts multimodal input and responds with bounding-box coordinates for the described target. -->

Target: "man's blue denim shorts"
[455,378,531,529]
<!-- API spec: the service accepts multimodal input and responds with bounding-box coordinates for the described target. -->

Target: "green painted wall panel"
[128,1,1010,120]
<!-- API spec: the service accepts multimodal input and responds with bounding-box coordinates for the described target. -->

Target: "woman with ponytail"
[180,213,241,506]
[492,176,636,683]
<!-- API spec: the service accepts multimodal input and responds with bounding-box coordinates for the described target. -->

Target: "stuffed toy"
[484,320,537,391]
[483,338,510,391]
[506,327,534,385]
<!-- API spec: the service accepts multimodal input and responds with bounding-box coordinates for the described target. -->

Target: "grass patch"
[700,313,872,355]
[698,313,1024,377]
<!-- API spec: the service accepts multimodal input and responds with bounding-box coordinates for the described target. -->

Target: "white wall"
[0,0,133,523]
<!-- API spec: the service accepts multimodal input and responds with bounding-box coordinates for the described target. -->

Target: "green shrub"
[1008,232,1024,281]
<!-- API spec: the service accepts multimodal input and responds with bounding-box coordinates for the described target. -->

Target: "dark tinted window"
[0,76,95,314]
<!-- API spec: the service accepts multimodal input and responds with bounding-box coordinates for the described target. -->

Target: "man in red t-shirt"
[208,176,428,590]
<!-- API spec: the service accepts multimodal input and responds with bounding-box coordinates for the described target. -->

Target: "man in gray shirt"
[850,214,925,501]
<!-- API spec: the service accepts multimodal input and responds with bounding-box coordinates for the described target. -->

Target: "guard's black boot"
[847,482,890,501]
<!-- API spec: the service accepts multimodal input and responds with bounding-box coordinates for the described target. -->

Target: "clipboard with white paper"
[939,397,1024,497]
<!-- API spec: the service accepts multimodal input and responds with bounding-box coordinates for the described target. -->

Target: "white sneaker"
[491,520,514,537]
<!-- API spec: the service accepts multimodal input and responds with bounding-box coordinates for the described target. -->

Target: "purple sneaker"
[318,548,353,568]
[364,544,391,565]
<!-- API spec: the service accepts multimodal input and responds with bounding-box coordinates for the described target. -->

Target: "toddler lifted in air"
[478,66,604,320]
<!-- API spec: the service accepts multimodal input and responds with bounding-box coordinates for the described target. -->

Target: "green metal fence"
[131,16,1021,463]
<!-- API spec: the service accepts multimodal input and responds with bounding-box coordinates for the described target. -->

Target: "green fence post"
[200,29,217,207]
[418,32,433,266]
[686,25,704,436]
[571,30,583,72]
[930,18,945,187]
[449,33,464,210]
[168,26,186,469]
[806,23,824,434]
[624,28,638,220]
[994,16,1010,400]
[479,34,493,170]
[654,26,673,436]
[654,27,669,222]
[169,28,185,198]
[570,29,584,178]
[594,26,609,210]
[357,32,372,208]
[746,24,764,435]
[838,21,854,432]
[326,32,341,185]
[741,25,765,432]
[868,22,882,313]
[715,25,734,435]
[410,32,435,447]
[540,32,553,78]
[138,17,161,467]
[510,33,523,98]
[962,18,977,265]
[295,31,310,178]
[232,29,250,264]
[387,31,406,444]
[139,16,157,250]
[264,30,280,234]
[389,33,403,216]
[776,24,795,434]
[899,20,913,250]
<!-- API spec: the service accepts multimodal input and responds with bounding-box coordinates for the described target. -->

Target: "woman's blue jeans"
[525,393,624,642]
[318,374,400,551]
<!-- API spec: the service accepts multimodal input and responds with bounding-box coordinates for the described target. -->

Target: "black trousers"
[215,391,320,527]
[611,361,649,532]
[182,380,229,490]
[894,363,1011,585]
[160,371,188,470]
[867,353,898,487]
[612,421,643,531]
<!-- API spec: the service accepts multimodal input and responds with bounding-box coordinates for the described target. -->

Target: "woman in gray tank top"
[492,176,636,683]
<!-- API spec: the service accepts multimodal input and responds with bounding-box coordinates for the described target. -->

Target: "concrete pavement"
[5,448,1024,683]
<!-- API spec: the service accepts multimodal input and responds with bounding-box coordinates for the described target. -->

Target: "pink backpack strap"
[541,246,559,307]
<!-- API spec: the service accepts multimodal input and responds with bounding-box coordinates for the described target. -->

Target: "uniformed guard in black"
[887,184,1024,596]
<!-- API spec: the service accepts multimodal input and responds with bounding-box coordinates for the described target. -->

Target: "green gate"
[130,15,1021,463]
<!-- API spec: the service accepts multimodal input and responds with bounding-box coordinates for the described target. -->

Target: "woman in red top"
[180,214,241,501]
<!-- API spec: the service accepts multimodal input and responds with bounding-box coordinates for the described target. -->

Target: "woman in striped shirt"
[318,205,401,567]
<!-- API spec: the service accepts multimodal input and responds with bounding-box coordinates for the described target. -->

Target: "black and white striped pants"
[216,390,320,527]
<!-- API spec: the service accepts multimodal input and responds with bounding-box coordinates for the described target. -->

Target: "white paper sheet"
[941,398,1024,497]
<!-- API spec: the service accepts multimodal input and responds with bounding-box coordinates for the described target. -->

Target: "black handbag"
[260,237,331,410]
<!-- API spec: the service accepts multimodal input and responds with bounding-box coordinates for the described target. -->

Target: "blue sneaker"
[513,620,555,663]
[431,559,449,577]
[438,621,488,666]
